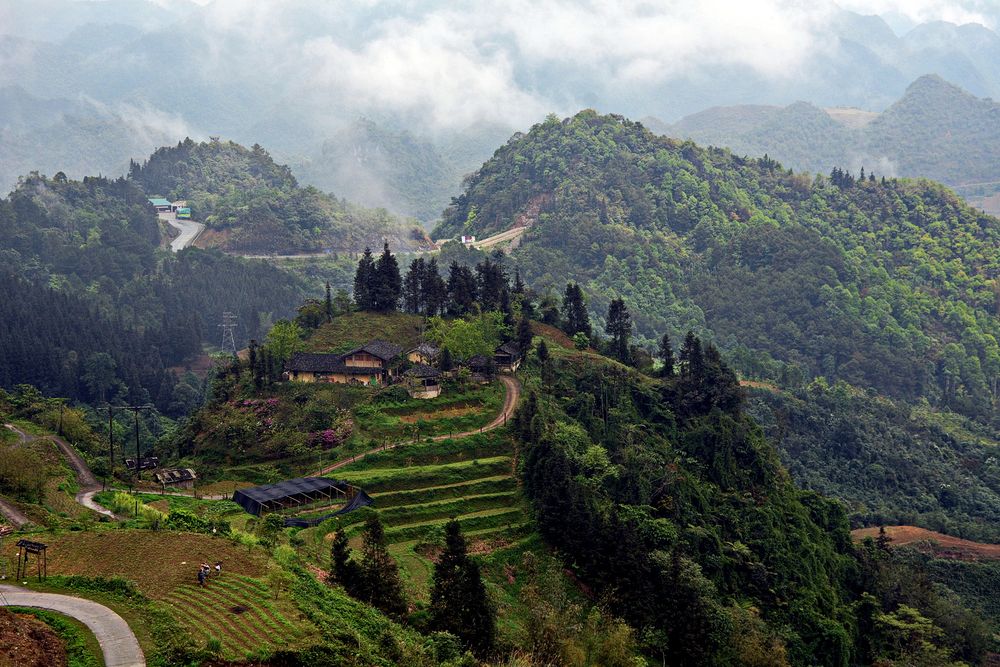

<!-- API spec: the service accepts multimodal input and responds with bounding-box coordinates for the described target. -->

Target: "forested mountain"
[0,172,309,413]
[129,138,429,254]
[666,75,1000,213]
[517,334,991,665]
[435,111,1000,421]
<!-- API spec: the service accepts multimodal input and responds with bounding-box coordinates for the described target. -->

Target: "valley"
[2,2,1000,660]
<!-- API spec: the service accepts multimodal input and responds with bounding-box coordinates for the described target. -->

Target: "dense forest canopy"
[434,111,1000,426]
[0,172,308,414]
[129,138,429,254]
[514,330,991,666]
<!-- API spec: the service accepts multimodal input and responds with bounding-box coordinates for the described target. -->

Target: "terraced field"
[162,574,317,659]
[39,530,318,660]
[297,432,531,601]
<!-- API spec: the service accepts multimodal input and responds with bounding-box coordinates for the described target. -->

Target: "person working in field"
[214,561,222,577]
[197,566,206,587]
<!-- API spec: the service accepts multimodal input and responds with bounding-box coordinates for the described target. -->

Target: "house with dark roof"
[494,341,523,372]
[405,363,442,399]
[285,340,403,386]
[406,342,440,365]
[152,467,197,489]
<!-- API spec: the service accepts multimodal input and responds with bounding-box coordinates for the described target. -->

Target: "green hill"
[668,75,1000,213]
[434,111,1000,424]
[130,138,431,254]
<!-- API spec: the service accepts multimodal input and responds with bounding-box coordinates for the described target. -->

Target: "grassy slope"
[304,312,425,354]
[26,530,317,661]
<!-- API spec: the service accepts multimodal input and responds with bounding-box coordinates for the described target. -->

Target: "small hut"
[405,363,442,399]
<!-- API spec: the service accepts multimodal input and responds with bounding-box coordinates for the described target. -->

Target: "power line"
[219,311,238,355]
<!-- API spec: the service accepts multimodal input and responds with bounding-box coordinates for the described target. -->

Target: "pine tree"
[447,262,477,316]
[353,247,376,311]
[324,282,333,322]
[517,316,533,355]
[680,331,703,378]
[476,255,507,312]
[562,283,591,339]
[330,529,361,595]
[421,258,447,316]
[440,348,453,372]
[372,242,402,312]
[658,333,675,378]
[359,514,407,616]
[605,298,631,363]
[403,257,424,314]
[429,520,496,655]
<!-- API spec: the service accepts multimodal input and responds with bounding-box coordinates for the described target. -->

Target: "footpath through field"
[311,374,521,477]
[0,584,145,667]
[3,423,116,519]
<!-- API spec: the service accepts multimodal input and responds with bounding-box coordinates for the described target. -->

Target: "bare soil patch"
[852,526,1000,561]
[399,405,481,423]
[0,608,67,667]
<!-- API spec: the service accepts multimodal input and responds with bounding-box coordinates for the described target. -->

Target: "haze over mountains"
[660,74,1000,214]
[3,0,1000,220]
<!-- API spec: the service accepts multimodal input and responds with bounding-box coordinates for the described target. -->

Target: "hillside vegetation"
[130,138,429,254]
[0,173,308,413]
[668,75,1000,210]
[435,111,1000,428]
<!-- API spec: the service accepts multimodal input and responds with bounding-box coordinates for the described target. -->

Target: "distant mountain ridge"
[663,75,1000,212]
[4,3,1000,218]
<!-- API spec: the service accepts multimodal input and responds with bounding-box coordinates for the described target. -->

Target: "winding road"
[158,210,205,252]
[1,424,115,521]
[0,585,145,667]
[311,374,522,476]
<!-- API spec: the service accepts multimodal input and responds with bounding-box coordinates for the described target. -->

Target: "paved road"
[158,211,205,252]
[312,374,522,476]
[0,585,145,667]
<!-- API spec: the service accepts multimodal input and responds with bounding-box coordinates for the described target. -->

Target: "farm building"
[406,342,440,365]
[148,197,171,212]
[152,468,197,489]
[494,341,523,372]
[405,363,442,399]
[285,340,402,385]
[232,477,365,516]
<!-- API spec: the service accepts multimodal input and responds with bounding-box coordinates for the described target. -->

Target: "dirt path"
[0,584,145,666]
[0,496,29,528]
[3,424,116,519]
[311,374,522,476]
[852,526,1000,561]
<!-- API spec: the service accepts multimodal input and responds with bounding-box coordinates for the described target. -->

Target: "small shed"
[148,197,172,212]
[152,468,197,489]
[405,363,442,399]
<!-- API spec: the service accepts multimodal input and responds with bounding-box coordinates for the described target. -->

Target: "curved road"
[2,424,115,519]
[158,211,205,252]
[1,585,145,667]
[312,374,521,476]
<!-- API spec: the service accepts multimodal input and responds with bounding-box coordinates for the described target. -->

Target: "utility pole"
[120,405,154,482]
[99,405,117,471]
[219,311,238,356]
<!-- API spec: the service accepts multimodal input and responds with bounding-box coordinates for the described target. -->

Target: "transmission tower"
[219,311,238,355]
